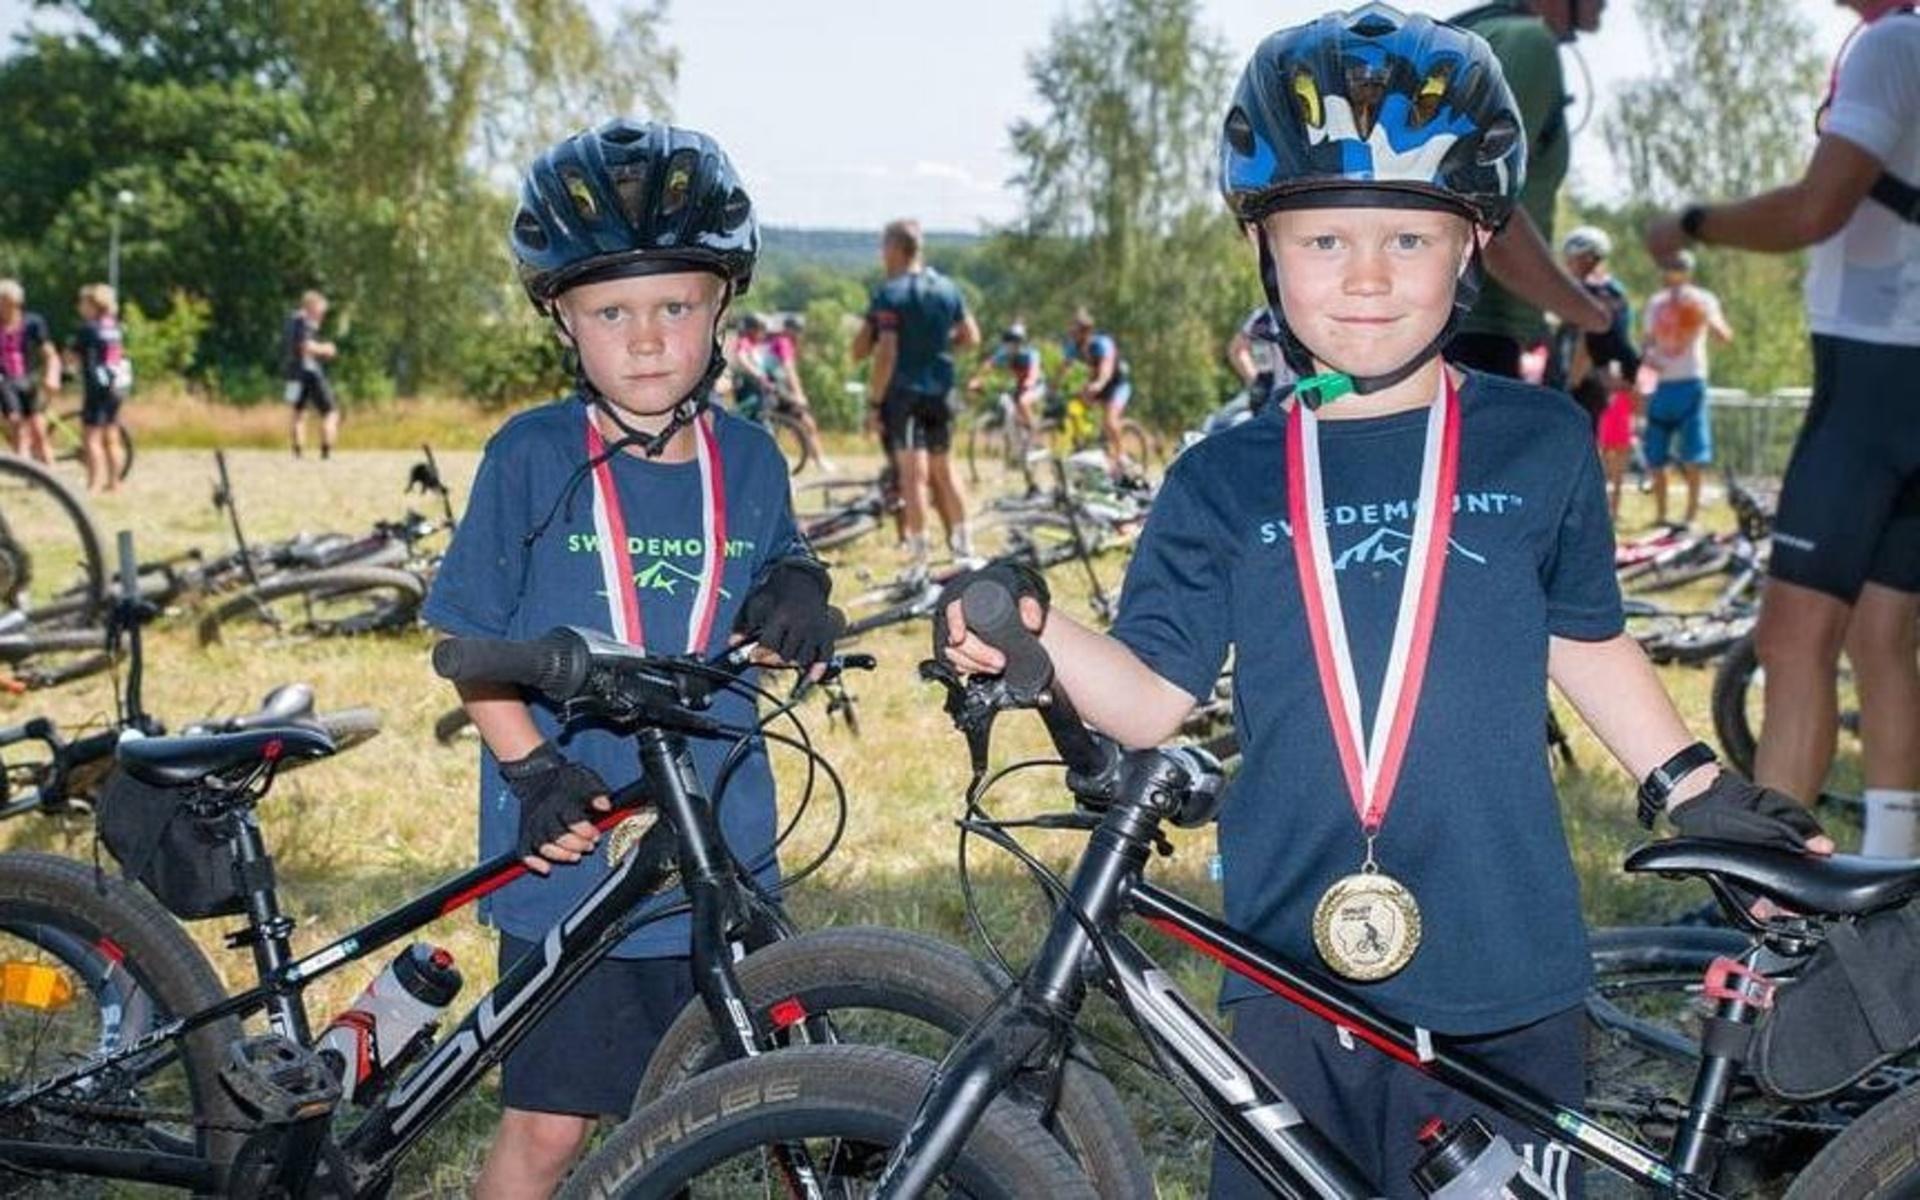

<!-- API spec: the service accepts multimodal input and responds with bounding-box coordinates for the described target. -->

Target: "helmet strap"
[551,280,736,460]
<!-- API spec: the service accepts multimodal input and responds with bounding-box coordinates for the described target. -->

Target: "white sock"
[1861,789,1920,859]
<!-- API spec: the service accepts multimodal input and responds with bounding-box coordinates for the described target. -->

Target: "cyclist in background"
[766,314,835,472]
[728,312,775,420]
[1640,249,1731,527]
[1226,304,1298,410]
[282,289,340,460]
[1552,226,1641,517]
[69,283,129,494]
[966,321,1047,434]
[1061,307,1134,479]
[0,279,57,464]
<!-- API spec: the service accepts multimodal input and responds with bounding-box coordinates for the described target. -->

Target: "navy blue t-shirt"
[423,399,804,958]
[1110,371,1622,1034]
[867,269,967,395]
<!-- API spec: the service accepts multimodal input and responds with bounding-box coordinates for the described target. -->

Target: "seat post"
[226,811,310,1044]
[1671,954,1775,1182]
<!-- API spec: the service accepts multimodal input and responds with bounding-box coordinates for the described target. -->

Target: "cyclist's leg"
[1641,393,1679,524]
[883,387,929,559]
[21,385,50,465]
[476,936,695,1199]
[313,372,340,459]
[98,393,124,492]
[286,375,308,457]
[0,385,23,455]
[1759,334,1910,809]
[1677,379,1711,524]
[918,391,969,555]
[1847,580,1920,851]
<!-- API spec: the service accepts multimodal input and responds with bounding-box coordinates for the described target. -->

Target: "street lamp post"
[107,189,135,294]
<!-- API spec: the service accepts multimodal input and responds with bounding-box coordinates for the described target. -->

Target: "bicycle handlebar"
[957,580,1114,783]
[431,629,591,699]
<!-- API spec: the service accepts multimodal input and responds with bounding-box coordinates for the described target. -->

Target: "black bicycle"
[562,577,1920,1198]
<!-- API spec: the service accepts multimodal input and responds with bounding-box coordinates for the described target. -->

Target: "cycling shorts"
[881,385,954,454]
[0,378,40,419]
[1771,334,1920,601]
[80,389,123,428]
[1092,379,1133,414]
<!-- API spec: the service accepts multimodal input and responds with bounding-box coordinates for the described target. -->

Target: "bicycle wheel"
[0,852,247,1187]
[636,926,1153,1200]
[768,413,813,477]
[52,411,133,482]
[1118,419,1157,473]
[196,565,425,647]
[800,507,881,553]
[564,1045,1097,1199]
[1785,1076,1920,1199]
[0,455,106,628]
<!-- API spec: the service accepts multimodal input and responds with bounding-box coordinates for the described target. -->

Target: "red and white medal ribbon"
[584,409,728,655]
[1285,374,1461,836]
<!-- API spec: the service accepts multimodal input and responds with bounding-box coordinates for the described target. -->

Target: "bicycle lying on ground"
[561,576,1920,1199]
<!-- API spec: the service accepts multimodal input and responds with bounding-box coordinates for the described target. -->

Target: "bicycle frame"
[0,726,796,1194]
[877,786,1755,1200]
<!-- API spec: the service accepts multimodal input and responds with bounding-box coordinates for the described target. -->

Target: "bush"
[121,290,211,385]
[456,317,566,409]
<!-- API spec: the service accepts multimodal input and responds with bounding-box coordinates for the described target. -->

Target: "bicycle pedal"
[221,1034,342,1124]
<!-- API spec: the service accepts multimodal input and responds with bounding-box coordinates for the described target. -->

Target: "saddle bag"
[95,767,245,920]
[1752,904,1920,1101]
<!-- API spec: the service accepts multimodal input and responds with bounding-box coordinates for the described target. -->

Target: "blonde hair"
[0,279,22,306]
[79,283,117,317]
[301,289,327,309]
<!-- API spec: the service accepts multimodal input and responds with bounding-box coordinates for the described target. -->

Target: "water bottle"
[1411,1116,1556,1199]
[315,943,462,1106]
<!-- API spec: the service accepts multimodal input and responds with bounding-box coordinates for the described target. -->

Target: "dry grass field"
[0,418,1858,1196]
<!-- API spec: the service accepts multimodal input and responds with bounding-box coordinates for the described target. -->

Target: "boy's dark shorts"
[496,934,696,1118]
[1209,995,1586,1199]
[80,389,123,428]
[881,385,954,454]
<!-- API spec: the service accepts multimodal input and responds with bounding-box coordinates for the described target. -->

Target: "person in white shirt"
[1639,250,1733,526]
[1646,0,1920,857]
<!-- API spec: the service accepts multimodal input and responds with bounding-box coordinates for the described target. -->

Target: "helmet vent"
[512,210,548,251]
[721,187,751,230]
[560,168,598,221]
[1345,65,1388,139]
[660,149,699,219]
[610,162,650,229]
[1351,12,1397,37]
[600,121,646,146]
[1289,71,1322,129]
[1224,106,1256,154]
[1477,113,1520,164]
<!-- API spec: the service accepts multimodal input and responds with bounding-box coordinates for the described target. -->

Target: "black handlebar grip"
[960,579,1051,696]
[432,630,589,701]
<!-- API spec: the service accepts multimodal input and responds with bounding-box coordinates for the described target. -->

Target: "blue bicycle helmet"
[1219,5,1526,403]
[1220,3,1525,228]
[511,119,759,310]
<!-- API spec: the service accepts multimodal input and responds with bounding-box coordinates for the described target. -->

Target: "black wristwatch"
[1679,204,1709,243]
[1636,741,1720,829]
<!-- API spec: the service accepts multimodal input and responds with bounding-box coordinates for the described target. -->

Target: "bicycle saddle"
[242,682,316,726]
[117,725,335,788]
[1625,838,1920,918]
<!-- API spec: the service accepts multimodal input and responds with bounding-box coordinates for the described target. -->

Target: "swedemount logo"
[1257,489,1523,569]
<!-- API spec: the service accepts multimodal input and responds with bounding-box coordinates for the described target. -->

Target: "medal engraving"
[1312,870,1423,981]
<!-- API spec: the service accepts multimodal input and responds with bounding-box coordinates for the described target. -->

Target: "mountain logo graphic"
[1331,526,1486,570]
[630,559,733,598]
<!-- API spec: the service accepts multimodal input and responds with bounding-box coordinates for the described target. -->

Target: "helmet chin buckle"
[1294,372,1357,411]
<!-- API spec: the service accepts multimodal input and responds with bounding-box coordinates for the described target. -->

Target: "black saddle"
[186,683,317,734]
[1626,838,1920,919]
[116,725,335,788]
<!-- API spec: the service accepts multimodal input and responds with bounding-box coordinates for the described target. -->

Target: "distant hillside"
[761,226,984,274]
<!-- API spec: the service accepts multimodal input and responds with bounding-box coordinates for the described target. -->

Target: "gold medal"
[605,810,658,869]
[1312,868,1423,982]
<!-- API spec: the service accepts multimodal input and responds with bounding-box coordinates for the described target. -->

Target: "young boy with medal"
[424,120,842,1198]
[937,7,1830,1196]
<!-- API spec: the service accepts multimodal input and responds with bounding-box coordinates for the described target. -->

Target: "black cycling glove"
[499,741,610,859]
[933,559,1052,660]
[735,557,844,669]
[1667,772,1827,852]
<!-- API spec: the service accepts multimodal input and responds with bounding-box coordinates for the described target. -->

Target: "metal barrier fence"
[1706,387,1810,483]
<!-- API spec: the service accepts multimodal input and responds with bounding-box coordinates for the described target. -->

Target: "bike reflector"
[0,961,75,1011]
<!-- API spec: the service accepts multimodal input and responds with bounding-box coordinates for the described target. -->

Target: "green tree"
[986,0,1252,429]
[1600,0,1826,395]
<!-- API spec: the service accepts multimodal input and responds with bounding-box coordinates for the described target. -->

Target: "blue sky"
[3,1,1862,230]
